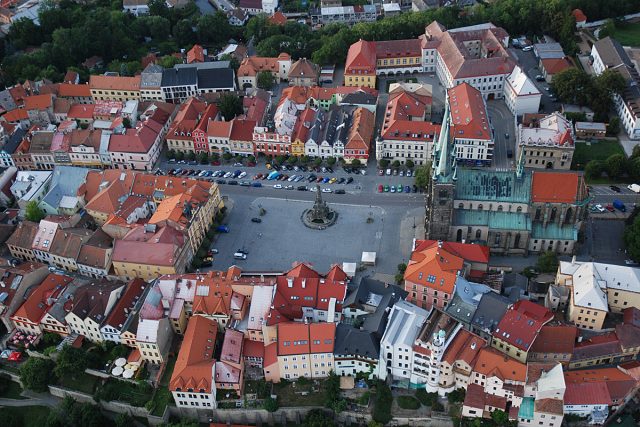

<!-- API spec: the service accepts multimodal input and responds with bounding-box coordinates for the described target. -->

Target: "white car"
[274,184,283,189]
[288,175,297,182]
[321,188,332,193]
[310,186,318,192]
[594,204,606,213]
[523,45,533,51]
[238,171,247,179]
[224,171,233,178]
[198,170,208,177]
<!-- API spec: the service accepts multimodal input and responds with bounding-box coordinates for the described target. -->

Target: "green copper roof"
[453,210,532,231]
[518,397,534,420]
[532,222,578,240]
[454,169,531,203]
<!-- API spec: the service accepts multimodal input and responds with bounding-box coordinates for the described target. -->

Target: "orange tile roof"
[238,54,290,77]
[531,171,585,203]
[2,108,29,122]
[268,11,287,25]
[346,107,374,151]
[11,273,73,323]
[191,268,238,318]
[572,8,587,22]
[89,75,141,92]
[277,322,335,356]
[103,278,147,329]
[541,58,573,75]
[149,193,191,226]
[345,39,376,74]
[187,44,205,64]
[170,315,218,393]
[442,329,486,365]
[207,119,232,138]
[404,245,463,294]
[473,347,526,382]
[414,240,489,264]
[130,174,212,198]
[58,83,91,98]
[448,83,491,140]
[67,104,96,120]
[243,338,265,359]
[264,342,278,367]
[23,94,53,111]
[493,300,553,351]
[288,58,319,80]
[529,324,577,354]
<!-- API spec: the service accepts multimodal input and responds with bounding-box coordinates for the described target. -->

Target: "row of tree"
[584,146,640,181]
[551,68,627,122]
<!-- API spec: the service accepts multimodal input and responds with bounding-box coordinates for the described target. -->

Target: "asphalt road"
[194,0,217,14]
[510,47,561,113]
[486,100,516,170]
[589,184,640,205]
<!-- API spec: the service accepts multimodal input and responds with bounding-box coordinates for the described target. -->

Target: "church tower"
[425,94,456,240]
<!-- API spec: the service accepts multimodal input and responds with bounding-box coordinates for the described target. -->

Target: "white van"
[233,252,247,260]
[628,184,640,193]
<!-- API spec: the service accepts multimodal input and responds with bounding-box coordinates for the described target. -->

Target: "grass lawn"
[571,140,624,170]
[58,371,100,394]
[0,379,26,399]
[272,379,326,406]
[96,378,153,407]
[245,379,271,399]
[1,406,50,427]
[396,395,420,410]
[611,22,640,47]
[149,356,177,415]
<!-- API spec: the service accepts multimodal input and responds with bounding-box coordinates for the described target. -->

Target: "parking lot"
[207,195,425,275]
[589,184,640,206]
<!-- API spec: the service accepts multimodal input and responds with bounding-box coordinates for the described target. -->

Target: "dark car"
[297,185,308,191]
[412,185,418,193]
[405,185,411,193]
[335,189,345,194]
[610,185,622,193]
[228,180,238,185]
[346,177,354,184]
[252,182,262,187]
[337,177,346,184]
[216,179,226,184]
[251,218,262,223]
[326,167,333,173]
[344,168,352,174]
[307,174,317,182]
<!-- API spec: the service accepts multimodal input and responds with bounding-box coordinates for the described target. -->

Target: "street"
[486,100,516,170]
[194,0,217,14]
[588,184,640,205]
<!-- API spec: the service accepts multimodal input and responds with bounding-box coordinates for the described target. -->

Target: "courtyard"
[208,195,424,275]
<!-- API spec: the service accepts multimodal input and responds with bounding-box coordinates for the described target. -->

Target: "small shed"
[361,251,376,266]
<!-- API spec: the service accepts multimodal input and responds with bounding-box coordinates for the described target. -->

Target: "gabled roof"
[24,94,53,111]
[564,382,612,406]
[448,83,491,141]
[493,300,553,351]
[442,328,486,365]
[220,329,243,365]
[529,324,577,354]
[268,11,287,25]
[345,39,376,73]
[238,54,290,77]
[572,333,621,361]
[187,44,205,64]
[89,75,141,92]
[473,347,526,382]
[169,315,217,393]
[334,323,379,359]
[541,57,573,75]
[404,245,464,294]
[58,83,91,98]
[414,240,489,264]
[531,171,586,204]
[288,58,319,80]
[12,273,73,323]
[229,118,255,142]
[66,279,123,324]
[277,322,336,355]
[103,278,147,330]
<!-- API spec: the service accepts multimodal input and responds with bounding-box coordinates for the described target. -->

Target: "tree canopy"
[217,93,243,121]
[19,357,56,392]
[625,215,640,262]
[25,200,46,222]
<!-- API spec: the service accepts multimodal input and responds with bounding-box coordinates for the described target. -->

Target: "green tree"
[198,152,209,164]
[148,0,170,17]
[302,409,335,427]
[326,157,337,166]
[447,388,465,403]
[372,382,393,425]
[219,53,240,71]
[159,55,183,69]
[186,151,196,161]
[607,116,621,136]
[263,396,279,412]
[122,117,131,128]
[536,251,559,273]
[625,215,640,262]
[379,159,390,168]
[114,413,134,427]
[222,152,233,161]
[598,19,616,39]
[197,13,232,47]
[584,160,604,179]
[167,149,176,160]
[256,71,277,90]
[25,200,46,222]
[551,68,592,106]
[175,151,185,161]
[55,345,89,379]
[247,155,256,163]
[392,160,401,168]
[324,372,347,413]
[173,19,196,47]
[405,159,415,169]
[414,163,432,190]
[351,158,362,167]
[606,153,626,179]
[314,157,323,167]
[628,157,640,181]
[0,408,21,427]
[491,409,509,426]
[217,93,243,120]
[19,357,56,392]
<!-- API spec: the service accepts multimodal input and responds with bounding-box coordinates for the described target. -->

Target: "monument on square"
[302,185,337,229]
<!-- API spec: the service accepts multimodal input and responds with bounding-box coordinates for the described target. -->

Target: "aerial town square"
[3,1,640,426]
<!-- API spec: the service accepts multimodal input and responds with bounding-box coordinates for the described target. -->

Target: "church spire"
[433,93,456,181]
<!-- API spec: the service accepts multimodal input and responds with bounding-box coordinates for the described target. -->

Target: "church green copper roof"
[532,222,578,240]
[454,169,532,203]
[453,210,532,231]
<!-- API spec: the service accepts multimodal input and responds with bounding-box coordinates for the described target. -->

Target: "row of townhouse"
[0,101,177,172]
[6,170,223,280]
[164,93,376,164]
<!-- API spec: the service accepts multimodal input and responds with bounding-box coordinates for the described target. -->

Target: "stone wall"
[49,385,96,403]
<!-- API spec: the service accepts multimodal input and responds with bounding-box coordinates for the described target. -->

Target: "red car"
[247,162,256,167]
[316,176,324,183]
[606,205,615,212]
[211,161,221,166]
[378,184,383,193]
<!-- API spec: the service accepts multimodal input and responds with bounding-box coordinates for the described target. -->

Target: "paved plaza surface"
[208,195,424,275]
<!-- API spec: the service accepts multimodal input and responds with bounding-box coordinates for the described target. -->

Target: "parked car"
[393,169,399,176]
[378,169,384,176]
[337,178,345,184]
[378,184,384,193]
[329,177,337,184]
[285,185,294,190]
[238,171,247,179]
[321,188,332,193]
[252,182,262,187]
[405,185,411,193]
[593,204,606,213]
[396,185,403,192]
[297,185,308,191]
[335,189,345,194]
[390,186,396,193]
[610,185,621,193]
[523,45,533,51]
[606,204,615,212]
[310,186,317,192]
[628,184,640,193]
[316,176,324,183]
[535,74,545,81]
[406,170,412,177]
[322,177,330,183]
[346,177,354,184]
[216,225,230,233]
[412,185,418,193]
[216,179,226,184]
[224,171,233,178]
[208,249,219,255]
[399,170,404,177]
[384,185,390,192]
[386,169,392,176]
[240,181,251,186]
[613,199,627,212]
[228,180,238,185]
[233,252,247,260]
[274,184,283,189]
[251,218,262,223]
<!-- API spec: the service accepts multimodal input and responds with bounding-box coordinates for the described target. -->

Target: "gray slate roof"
[344,277,407,336]
[334,323,380,359]
[41,166,89,210]
[470,291,511,334]
[161,67,197,87]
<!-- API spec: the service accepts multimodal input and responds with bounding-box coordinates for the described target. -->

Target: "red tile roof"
[345,40,376,74]
[448,83,491,140]
[442,329,486,365]
[229,118,255,142]
[572,9,587,23]
[2,108,29,122]
[187,44,205,64]
[103,278,147,329]
[11,274,73,323]
[170,315,217,393]
[531,171,586,203]
[404,245,464,294]
[89,75,141,92]
[277,322,335,356]
[67,104,96,120]
[414,240,489,264]
[473,347,527,382]
[529,324,577,354]
[268,11,287,25]
[238,54,290,77]
[375,39,421,59]
[220,329,244,365]
[58,83,91,98]
[264,342,278,367]
[493,300,553,351]
[564,382,612,406]
[243,338,265,359]
[572,332,622,361]
[541,58,573,75]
